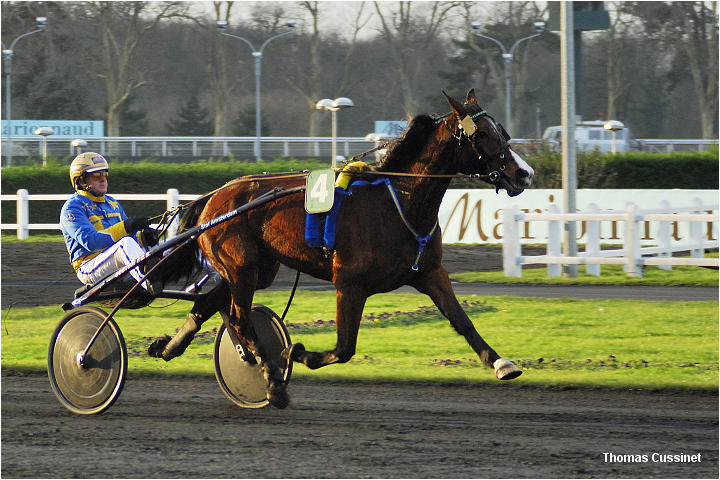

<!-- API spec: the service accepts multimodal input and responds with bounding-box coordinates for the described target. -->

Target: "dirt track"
[1,372,717,478]
[0,242,540,308]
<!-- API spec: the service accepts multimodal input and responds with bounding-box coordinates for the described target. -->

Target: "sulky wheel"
[48,306,128,415]
[213,304,293,408]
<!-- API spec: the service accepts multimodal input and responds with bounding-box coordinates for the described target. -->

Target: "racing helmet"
[69,152,109,191]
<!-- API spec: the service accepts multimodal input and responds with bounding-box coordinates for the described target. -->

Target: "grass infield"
[2,291,717,392]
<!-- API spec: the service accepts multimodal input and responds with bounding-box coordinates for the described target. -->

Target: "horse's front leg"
[412,267,521,380]
[149,282,230,361]
[288,286,367,369]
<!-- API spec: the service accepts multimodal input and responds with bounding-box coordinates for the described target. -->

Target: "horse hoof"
[267,386,290,409]
[148,335,171,358]
[282,343,306,362]
[494,358,522,380]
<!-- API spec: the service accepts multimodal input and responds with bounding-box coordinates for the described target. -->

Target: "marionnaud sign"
[439,189,718,245]
[2,120,104,137]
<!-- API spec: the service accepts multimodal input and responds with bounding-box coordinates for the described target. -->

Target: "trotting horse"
[151,89,534,408]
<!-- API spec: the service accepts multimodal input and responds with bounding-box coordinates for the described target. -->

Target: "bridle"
[440,109,513,187]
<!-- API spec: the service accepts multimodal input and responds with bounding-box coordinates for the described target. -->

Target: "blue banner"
[374,121,408,137]
[2,120,104,137]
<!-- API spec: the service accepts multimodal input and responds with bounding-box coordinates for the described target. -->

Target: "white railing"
[1,135,716,161]
[0,136,377,159]
[636,139,718,153]
[502,199,719,277]
[0,189,201,239]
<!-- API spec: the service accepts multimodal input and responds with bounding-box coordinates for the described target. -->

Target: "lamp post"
[603,120,624,154]
[34,126,54,165]
[217,20,296,162]
[365,132,391,162]
[71,138,87,155]
[2,17,47,167]
[315,97,354,169]
[470,20,544,131]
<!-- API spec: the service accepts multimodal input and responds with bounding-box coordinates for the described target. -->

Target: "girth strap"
[348,177,438,271]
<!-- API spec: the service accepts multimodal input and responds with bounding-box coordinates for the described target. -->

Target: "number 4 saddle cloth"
[304,161,367,250]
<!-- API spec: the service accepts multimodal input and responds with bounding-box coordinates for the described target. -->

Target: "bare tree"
[374,1,459,116]
[671,2,718,138]
[85,1,188,136]
[283,1,370,136]
[604,6,635,120]
[209,1,234,137]
[625,1,718,138]
[461,1,547,133]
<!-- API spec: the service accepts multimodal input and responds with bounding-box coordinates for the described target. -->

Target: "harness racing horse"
[153,89,534,408]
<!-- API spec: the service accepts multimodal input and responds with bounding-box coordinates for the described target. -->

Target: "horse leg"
[412,267,521,380]
[148,282,230,361]
[289,286,367,369]
[221,267,290,409]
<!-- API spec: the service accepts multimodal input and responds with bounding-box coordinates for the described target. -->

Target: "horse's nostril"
[517,169,530,178]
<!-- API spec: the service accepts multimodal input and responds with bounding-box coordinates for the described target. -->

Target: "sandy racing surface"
[1,373,717,478]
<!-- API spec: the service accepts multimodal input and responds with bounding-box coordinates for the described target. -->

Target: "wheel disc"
[214,305,292,408]
[48,307,127,415]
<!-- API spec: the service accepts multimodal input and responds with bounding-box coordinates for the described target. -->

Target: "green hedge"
[2,151,717,224]
[1,158,327,224]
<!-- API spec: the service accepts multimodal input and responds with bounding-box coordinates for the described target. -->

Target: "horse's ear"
[443,90,468,117]
[465,89,479,106]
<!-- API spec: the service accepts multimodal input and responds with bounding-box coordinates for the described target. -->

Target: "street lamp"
[365,132,391,161]
[34,126,54,166]
[217,19,296,162]
[603,120,624,154]
[470,20,544,132]
[315,97,354,169]
[2,17,47,167]
[71,138,87,155]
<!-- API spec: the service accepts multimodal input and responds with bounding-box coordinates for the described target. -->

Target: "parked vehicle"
[542,120,637,153]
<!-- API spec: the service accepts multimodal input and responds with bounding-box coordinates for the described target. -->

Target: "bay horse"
[151,89,534,408]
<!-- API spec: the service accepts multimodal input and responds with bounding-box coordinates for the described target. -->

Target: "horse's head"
[443,89,534,197]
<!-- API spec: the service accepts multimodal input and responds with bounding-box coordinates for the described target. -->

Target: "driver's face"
[86,171,108,196]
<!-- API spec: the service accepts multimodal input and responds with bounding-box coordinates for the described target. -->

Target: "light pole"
[217,20,296,162]
[315,97,354,169]
[2,17,47,167]
[71,138,87,156]
[603,120,624,154]
[34,126,54,165]
[470,20,544,131]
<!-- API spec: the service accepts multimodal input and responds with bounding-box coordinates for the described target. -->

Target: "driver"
[60,152,160,293]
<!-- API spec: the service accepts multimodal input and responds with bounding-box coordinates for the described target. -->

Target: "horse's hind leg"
[149,282,230,361]
[223,268,290,408]
[412,267,521,380]
[289,286,367,369]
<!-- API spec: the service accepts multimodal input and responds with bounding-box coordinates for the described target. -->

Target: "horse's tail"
[161,196,212,285]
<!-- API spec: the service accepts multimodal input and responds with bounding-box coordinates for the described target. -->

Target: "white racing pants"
[76,236,150,289]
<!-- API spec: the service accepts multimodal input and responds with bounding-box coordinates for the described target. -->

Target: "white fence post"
[16,189,29,240]
[502,206,522,277]
[547,204,562,276]
[690,197,704,258]
[585,203,600,276]
[624,203,642,277]
[657,200,672,270]
[166,188,180,237]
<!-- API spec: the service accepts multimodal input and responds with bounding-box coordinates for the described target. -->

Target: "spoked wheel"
[214,304,293,408]
[48,306,128,415]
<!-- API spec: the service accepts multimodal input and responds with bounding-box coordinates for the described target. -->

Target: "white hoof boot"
[494,357,522,380]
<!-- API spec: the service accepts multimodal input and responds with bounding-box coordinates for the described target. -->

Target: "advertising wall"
[439,189,718,245]
[1,120,104,137]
